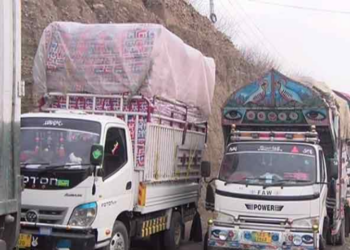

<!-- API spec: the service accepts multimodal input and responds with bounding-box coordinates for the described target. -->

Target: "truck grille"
[21,206,68,224]
[238,215,288,227]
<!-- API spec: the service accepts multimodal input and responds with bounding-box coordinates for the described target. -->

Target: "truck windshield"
[20,118,101,169]
[219,143,317,185]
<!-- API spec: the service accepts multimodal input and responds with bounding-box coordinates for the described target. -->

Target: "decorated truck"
[333,91,350,209]
[0,0,23,249]
[204,69,350,250]
[18,22,216,250]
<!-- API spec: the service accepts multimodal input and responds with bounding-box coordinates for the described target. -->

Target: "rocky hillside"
[22,0,264,178]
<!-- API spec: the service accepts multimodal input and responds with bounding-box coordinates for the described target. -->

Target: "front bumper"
[19,225,95,250]
[207,224,318,250]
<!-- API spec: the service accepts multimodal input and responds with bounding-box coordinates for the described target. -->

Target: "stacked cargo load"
[32,22,216,182]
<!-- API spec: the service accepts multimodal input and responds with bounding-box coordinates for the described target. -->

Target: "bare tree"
[240,46,282,74]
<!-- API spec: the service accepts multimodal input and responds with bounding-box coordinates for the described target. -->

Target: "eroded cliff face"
[22,0,264,217]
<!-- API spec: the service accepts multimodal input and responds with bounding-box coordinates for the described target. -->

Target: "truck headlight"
[219,231,228,241]
[214,212,235,224]
[293,235,302,246]
[292,217,318,229]
[68,202,97,227]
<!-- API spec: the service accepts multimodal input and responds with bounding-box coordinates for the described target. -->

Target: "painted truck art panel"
[223,69,329,126]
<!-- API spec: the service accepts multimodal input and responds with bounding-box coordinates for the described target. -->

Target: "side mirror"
[201,161,211,178]
[205,184,215,211]
[90,144,104,166]
[329,159,339,180]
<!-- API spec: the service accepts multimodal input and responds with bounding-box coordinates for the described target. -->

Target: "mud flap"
[345,205,350,237]
[0,240,6,250]
[189,212,202,242]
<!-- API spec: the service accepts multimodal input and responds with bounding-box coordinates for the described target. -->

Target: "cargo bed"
[43,92,206,213]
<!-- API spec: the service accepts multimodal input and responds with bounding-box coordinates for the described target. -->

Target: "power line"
[230,0,285,59]
[216,1,267,52]
[227,0,296,71]
[248,0,350,15]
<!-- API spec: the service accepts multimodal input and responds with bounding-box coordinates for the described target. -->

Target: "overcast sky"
[192,0,350,92]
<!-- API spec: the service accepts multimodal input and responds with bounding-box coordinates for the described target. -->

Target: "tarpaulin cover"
[292,76,350,140]
[33,22,216,118]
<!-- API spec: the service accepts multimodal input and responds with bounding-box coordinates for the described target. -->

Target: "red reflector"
[228,231,234,238]
[260,133,270,138]
[291,146,299,153]
[275,134,285,138]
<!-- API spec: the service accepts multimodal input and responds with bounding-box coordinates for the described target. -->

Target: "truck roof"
[21,112,126,126]
[334,90,350,105]
[221,69,350,140]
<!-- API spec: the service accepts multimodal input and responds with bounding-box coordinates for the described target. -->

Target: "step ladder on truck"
[18,22,216,250]
[204,69,350,250]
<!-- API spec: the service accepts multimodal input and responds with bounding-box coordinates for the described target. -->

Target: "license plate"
[253,232,272,243]
[18,234,32,248]
[39,227,52,236]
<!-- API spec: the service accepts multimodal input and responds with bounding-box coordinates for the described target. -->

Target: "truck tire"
[319,234,326,250]
[345,206,350,237]
[151,232,164,250]
[107,221,129,250]
[324,217,332,245]
[320,219,327,250]
[163,212,182,250]
[335,219,345,246]
[203,232,208,250]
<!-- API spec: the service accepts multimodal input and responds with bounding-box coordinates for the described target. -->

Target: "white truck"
[18,22,216,250]
[204,69,350,250]
[0,0,23,249]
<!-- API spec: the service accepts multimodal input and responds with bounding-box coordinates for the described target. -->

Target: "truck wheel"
[107,221,129,250]
[163,212,182,250]
[345,206,350,237]
[151,232,164,250]
[336,220,345,245]
[320,219,327,250]
[324,217,332,245]
[319,234,326,250]
[203,232,208,250]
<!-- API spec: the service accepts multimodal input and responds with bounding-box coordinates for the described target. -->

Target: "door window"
[103,127,127,179]
[319,150,326,182]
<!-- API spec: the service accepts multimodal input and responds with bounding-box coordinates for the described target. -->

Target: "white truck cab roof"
[21,111,127,127]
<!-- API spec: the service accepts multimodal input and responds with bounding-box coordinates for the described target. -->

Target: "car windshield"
[220,143,317,185]
[20,118,101,169]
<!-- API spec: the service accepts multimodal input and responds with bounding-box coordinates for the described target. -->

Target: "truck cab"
[207,129,331,250]
[20,112,134,249]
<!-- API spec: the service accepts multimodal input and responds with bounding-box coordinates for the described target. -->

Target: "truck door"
[319,150,328,218]
[98,125,133,225]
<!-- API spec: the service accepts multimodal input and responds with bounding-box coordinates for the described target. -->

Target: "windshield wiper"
[225,177,268,186]
[262,179,310,188]
[280,179,310,183]
[37,163,92,173]
[21,162,50,167]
